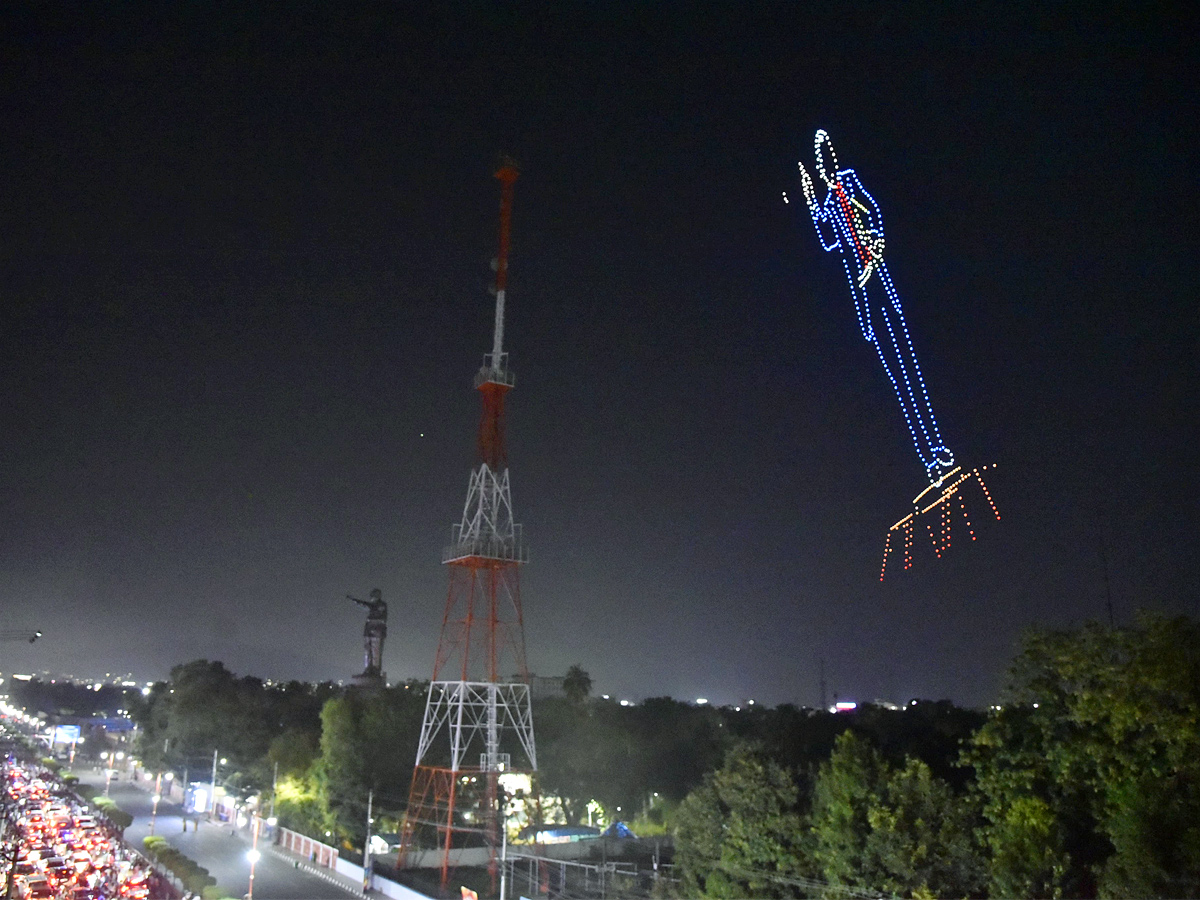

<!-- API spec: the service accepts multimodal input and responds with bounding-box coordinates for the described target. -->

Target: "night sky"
[2,3,1195,709]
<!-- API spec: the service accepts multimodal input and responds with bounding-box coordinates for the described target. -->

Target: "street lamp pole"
[209,750,218,818]
[363,789,373,894]
[247,814,262,900]
[149,772,163,836]
[100,752,113,797]
[499,818,508,900]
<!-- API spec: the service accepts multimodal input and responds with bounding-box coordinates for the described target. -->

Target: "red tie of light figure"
[795,130,1000,578]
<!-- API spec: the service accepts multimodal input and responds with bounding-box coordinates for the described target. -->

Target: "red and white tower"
[401,159,537,889]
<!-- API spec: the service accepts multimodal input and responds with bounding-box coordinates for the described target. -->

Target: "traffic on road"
[2,758,171,900]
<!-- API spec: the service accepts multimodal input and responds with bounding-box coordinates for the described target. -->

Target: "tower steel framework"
[400,159,537,889]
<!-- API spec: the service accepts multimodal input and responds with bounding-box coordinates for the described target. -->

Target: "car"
[17,875,53,900]
[44,856,74,881]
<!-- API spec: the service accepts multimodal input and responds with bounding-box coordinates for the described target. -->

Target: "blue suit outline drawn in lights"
[799,129,955,486]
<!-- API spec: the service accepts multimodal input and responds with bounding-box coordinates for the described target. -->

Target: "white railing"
[442,524,527,563]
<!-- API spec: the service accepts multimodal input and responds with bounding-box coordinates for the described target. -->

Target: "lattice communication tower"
[400,159,537,889]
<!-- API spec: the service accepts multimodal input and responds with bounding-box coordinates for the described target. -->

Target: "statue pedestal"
[351,671,387,691]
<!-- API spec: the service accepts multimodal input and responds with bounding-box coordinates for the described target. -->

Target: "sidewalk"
[262,838,368,898]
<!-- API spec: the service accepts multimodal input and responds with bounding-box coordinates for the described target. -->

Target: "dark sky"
[1,3,1195,708]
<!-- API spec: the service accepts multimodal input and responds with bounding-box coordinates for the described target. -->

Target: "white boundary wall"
[277,826,434,900]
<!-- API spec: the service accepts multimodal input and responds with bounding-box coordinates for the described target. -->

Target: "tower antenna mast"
[491,158,516,361]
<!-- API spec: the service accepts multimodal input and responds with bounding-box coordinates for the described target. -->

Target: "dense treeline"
[534,692,981,828]
[118,660,978,855]
[7,677,135,718]
[131,660,425,842]
[670,613,1200,899]
[63,612,1197,897]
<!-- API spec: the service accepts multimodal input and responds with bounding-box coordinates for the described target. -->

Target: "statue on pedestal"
[347,589,387,679]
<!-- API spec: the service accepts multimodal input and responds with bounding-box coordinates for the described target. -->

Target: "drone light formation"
[799,130,954,485]
[878,465,1001,580]
[797,130,1000,577]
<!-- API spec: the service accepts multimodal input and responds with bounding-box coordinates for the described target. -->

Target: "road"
[72,768,360,900]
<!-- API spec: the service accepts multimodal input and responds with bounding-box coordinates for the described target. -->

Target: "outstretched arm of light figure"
[801,161,876,342]
[799,162,840,251]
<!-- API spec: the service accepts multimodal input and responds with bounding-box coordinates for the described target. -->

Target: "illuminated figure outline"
[799,130,954,485]
[794,130,1000,578]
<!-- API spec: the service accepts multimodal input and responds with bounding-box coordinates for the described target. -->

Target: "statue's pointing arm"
[347,594,369,609]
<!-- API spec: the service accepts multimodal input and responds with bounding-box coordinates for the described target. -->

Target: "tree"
[967,614,1200,898]
[315,684,426,843]
[674,744,812,898]
[811,731,984,898]
[130,661,341,803]
[533,697,636,823]
[966,705,1077,898]
[132,660,273,779]
[864,757,985,898]
[534,694,727,825]
[268,728,319,778]
[810,731,888,889]
[630,697,725,803]
[562,665,592,704]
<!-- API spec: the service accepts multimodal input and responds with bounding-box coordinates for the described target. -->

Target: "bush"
[183,866,217,894]
[95,797,133,830]
[142,840,218,896]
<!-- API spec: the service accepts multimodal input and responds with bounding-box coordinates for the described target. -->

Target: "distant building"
[513,673,566,699]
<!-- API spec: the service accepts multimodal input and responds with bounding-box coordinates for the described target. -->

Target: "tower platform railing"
[474,352,515,388]
[442,523,527,564]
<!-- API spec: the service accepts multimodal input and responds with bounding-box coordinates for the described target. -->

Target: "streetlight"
[209,752,227,819]
[246,814,262,900]
[149,772,174,835]
[100,752,114,797]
